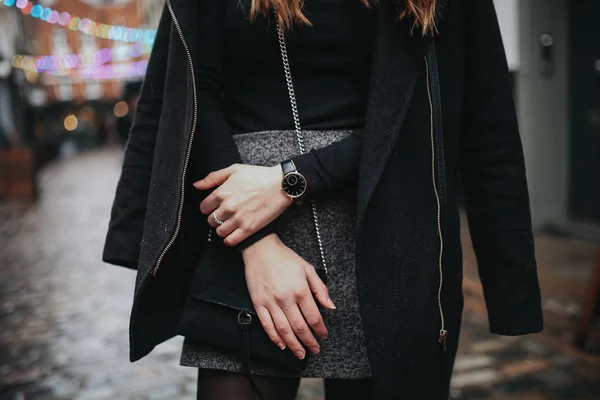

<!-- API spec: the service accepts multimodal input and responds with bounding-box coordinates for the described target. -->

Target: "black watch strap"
[281,159,297,175]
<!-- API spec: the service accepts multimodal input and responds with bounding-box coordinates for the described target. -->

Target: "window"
[52,28,73,101]
[80,32,103,99]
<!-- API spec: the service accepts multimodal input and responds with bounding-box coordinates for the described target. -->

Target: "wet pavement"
[1,149,599,400]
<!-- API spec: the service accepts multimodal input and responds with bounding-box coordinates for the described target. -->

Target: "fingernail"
[295,351,305,360]
[328,298,336,309]
[278,343,286,350]
[193,180,202,187]
[319,334,328,340]
[311,347,320,355]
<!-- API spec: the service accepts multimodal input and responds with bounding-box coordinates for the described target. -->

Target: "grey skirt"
[180,130,371,379]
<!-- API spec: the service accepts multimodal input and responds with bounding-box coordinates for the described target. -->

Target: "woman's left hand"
[194,163,293,246]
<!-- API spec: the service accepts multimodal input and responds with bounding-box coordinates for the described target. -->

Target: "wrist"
[241,232,280,260]
[270,165,294,207]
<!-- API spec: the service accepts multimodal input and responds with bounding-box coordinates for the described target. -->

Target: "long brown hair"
[251,0,438,36]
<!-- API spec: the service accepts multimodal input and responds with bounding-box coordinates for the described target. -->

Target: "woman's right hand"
[241,234,336,360]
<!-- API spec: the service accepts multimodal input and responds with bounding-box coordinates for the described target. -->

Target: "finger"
[223,207,278,246]
[269,306,306,360]
[281,302,320,355]
[207,215,218,228]
[215,217,239,238]
[255,306,286,350]
[222,226,252,247]
[199,189,224,215]
[206,207,233,228]
[298,294,328,340]
[305,266,336,310]
[193,165,238,190]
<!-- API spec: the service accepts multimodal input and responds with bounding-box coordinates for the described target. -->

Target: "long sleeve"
[193,1,240,171]
[290,130,363,200]
[194,0,276,250]
[459,0,543,335]
[103,5,172,269]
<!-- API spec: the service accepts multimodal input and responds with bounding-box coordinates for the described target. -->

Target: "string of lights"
[2,0,157,44]
[12,43,151,73]
[47,60,148,81]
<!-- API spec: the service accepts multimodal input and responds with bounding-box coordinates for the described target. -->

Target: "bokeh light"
[64,115,78,132]
[58,11,70,26]
[113,101,129,118]
[79,106,96,123]
[24,70,39,83]
[31,4,42,18]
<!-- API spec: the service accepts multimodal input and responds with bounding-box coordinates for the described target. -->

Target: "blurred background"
[0,0,599,399]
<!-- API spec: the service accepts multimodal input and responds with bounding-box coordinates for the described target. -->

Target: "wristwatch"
[280,159,307,204]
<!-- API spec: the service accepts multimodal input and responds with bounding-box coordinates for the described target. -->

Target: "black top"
[222,0,375,133]
[195,0,374,181]
[195,0,375,248]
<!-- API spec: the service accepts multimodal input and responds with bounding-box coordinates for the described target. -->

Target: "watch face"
[282,172,307,198]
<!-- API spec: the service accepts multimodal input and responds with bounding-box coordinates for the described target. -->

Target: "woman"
[103,0,543,398]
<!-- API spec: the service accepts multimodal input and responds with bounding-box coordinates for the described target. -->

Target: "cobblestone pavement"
[1,149,599,400]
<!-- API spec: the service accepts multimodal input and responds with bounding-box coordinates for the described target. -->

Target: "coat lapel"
[356,5,433,231]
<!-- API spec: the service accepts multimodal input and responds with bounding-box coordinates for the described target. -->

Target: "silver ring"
[212,211,224,226]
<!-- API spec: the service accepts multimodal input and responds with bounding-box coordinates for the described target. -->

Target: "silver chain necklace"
[276,20,328,276]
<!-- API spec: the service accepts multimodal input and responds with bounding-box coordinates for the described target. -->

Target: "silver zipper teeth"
[424,56,447,346]
[153,0,199,276]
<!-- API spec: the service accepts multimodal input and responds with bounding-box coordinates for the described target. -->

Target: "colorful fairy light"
[13,57,149,82]
[12,43,151,73]
[48,10,59,24]
[30,4,41,18]
[1,1,156,44]
[46,60,149,81]
[20,1,32,15]
[58,11,70,26]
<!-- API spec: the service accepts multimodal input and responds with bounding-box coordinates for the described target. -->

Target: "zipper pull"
[438,329,448,351]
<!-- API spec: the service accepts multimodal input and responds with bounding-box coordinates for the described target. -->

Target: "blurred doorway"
[569,0,600,224]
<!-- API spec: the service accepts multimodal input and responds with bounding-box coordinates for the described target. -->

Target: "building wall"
[0,6,31,147]
[517,0,570,227]
[0,7,19,142]
[0,7,20,63]
[138,0,164,29]
[493,0,520,72]
[488,1,571,227]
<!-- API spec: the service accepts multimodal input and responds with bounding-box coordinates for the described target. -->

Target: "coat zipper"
[424,56,448,350]
[152,0,199,276]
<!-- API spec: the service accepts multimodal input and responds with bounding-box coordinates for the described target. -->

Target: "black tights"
[197,369,374,400]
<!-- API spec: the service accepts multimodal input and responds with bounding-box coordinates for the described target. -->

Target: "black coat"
[103,0,543,398]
